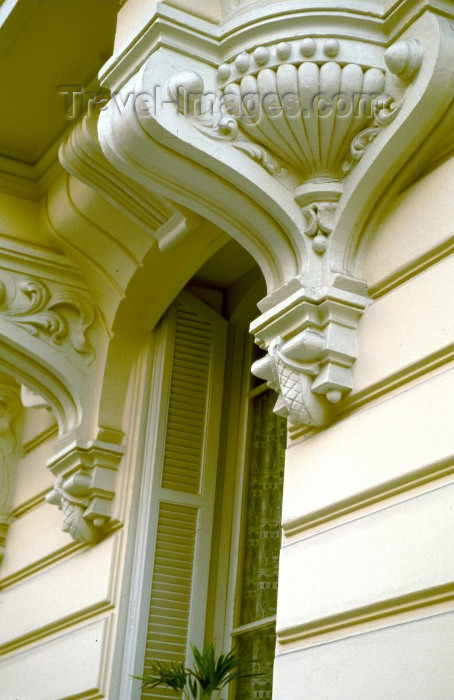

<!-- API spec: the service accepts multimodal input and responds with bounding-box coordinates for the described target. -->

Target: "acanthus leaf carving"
[342,95,403,174]
[194,111,284,176]
[0,276,96,364]
[45,440,125,544]
[233,141,284,176]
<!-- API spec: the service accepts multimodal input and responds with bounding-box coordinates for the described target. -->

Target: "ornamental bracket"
[159,35,423,427]
[46,440,125,543]
[251,277,370,427]
[88,7,452,429]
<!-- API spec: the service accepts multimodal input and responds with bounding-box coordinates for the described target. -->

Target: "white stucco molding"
[40,172,227,542]
[52,143,212,328]
[0,235,128,543]
[99,1,453,92]
[59,113,172,236]
[0,376,21,565]
[20,384,51,410]
[250,276,370,426]
[60,2,454,427]
[45,440,125,544]
[0,273,95,364]
[55,123,231,440]
[0,239,102,438]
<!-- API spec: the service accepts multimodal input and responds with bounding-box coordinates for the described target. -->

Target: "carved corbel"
[251,277,369,427]
[87,6,452,429]
[59,111,172,235]
[186,35,421,255]
[153,31,422,301]
[0,379,22,564]
[192,36,419,426]
[45,440,125,543]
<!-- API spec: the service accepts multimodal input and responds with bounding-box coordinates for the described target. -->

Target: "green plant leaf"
[188,643,261,693]
[132,642,261,698]
[133,658,188,694]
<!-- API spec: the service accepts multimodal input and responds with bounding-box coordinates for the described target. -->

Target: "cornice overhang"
[61,1,454,430]
[100,0,454,91]
[0,146,63,201]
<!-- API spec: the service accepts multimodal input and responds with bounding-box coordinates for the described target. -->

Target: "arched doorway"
[116,239,286,699]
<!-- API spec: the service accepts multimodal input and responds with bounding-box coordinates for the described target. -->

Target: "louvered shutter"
[141,292,227,699]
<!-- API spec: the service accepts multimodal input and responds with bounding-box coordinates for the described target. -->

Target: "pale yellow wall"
[0,402,125,698]
[363,155,454,294]
[275,156,454,698]
[115,0,221,49]
[0,191,48,248]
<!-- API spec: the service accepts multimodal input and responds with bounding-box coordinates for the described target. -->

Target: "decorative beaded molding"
[0,275,96,364]
[46,440,125,544]
[208,39,421,182]
[0,380,21,565]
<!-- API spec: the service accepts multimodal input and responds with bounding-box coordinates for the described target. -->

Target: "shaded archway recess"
[41,161,233,543]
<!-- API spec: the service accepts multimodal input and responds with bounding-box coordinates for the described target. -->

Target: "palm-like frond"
[188,643,260,696]
[133,643,260,699]
[133,659,187,694]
